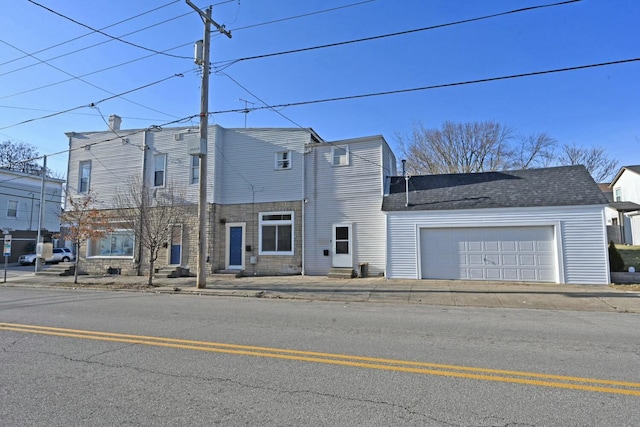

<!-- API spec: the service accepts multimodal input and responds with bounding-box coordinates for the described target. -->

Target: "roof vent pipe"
[405,174,410,207]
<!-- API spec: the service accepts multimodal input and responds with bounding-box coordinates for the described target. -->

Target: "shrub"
[608,241,625,272]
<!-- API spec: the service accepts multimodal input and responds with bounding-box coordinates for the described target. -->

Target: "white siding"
[216,128,309,204]
[304,136,395,276]
[386,205,610,285]
[0,171,63,232]
[67,129,149,205]
[612,169,640,203]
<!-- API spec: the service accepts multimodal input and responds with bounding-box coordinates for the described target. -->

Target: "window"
[79,161,91,193]
[614,188,622,202]
[190,155,199,184]
[89,230,134,257]
[275,151,291,170]
[259,212,294,255]
[7,200,18,218]
[154,154,166,187]
[332,145,349,166]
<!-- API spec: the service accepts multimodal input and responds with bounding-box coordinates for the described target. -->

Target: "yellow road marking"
[2,322,639,396]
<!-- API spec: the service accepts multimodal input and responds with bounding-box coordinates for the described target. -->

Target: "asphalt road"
[1,287,639,426]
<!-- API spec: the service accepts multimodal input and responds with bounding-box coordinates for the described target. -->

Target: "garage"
[420,226,557,282]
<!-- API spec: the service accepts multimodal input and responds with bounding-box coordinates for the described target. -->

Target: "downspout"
[137,131,148,276]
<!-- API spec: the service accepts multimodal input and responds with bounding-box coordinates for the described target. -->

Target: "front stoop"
[155,266,193,278]
[36,262,76,276]
[328,267,356,279]
[213,270,243,278]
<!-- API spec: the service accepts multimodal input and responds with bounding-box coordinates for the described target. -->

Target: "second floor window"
[275,151,291,170]
[7,200,18,218]
[332,145,350,166]
[614,188,622,202]
[190,155,199,184]
[154,154,166,187]
[79,161,91,193]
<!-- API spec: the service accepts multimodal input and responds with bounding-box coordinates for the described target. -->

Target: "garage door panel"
[421,226,557,283]
[501,241,517,251]
[502,254,517,265]
[538,255,554,266]
[485,241,499,251]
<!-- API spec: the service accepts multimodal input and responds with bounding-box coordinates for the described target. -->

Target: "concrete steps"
[36,262,76,276]
[327,267,355,279]
[154,266,193,278]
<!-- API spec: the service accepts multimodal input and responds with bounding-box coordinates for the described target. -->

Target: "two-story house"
[65,115,395,277]
[609,165,640,245]
[0,169,64,262]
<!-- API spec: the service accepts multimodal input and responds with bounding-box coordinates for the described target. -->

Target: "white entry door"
[332,223,353,268]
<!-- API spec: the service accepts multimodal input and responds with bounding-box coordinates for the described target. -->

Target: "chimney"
[108,114,122,131]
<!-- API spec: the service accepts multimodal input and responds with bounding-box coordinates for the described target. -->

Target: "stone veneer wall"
[75,205,200,277]
[212,201,303,276]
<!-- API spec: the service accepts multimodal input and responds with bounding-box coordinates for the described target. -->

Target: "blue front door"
[170,225,181,265]
[229,226,243,268]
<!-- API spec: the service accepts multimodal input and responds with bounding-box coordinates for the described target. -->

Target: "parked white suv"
[18,248,75,265]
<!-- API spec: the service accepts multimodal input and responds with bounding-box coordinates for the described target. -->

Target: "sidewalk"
[3,272,640,313]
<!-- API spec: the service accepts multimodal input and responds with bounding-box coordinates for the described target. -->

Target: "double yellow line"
[2,322,639,396]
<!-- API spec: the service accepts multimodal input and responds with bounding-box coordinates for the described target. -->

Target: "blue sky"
[0,0,638,179]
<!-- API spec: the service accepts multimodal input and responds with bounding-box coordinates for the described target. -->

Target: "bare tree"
[397,121,515,174]
[60,192,111,284]
[510,133,557,170]
[0,140,49,176]
[113,177,187,286]
[558,143,619,183]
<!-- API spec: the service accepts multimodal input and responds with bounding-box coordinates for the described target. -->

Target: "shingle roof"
[382,165,609,212]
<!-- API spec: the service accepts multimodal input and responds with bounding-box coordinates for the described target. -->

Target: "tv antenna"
[239,98,254,128]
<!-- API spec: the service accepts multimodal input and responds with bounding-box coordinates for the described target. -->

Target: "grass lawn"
[615,245,640,270]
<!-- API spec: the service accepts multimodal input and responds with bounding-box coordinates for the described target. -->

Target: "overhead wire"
[25,0,192,60]
[211,0,582,71]
[210,57,640,115]
[0,0,182,68]
[0,39,182,119]
[0,72,188,131]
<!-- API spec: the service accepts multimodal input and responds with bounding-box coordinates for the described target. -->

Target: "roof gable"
[382,165,608,212]
[610,165,640,187]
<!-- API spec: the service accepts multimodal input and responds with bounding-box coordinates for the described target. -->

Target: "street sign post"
[3,234,11,283]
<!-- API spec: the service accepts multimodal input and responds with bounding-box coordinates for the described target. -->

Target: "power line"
[0,0,182,68]
[26,0,192,60]
[210,57,640,115]
[0,39,182,119]
[0,41,194,103]
[212,0,582,71]
[223,0,376,33]
[0,72,188,131]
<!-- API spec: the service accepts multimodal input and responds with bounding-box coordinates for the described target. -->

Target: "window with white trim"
[79,160,91,193]
[7,200,18,218]
[153,153,166,187]
[275,151,291,170]
[190,155,199,184]
[332,145,349,166]
[259,212,294,255]
[614,187,622,202]
[88,229,135,257]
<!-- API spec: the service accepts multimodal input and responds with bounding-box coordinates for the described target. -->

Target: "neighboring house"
[608,165,640,245]
[382,166,610,285]
[65,116,395,276]
[0,169,65,262]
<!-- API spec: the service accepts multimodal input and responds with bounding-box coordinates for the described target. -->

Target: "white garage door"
[420,226,557,282]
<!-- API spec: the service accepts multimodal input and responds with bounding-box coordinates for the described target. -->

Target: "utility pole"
[34,155,46,273]
[186,0,231,289]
